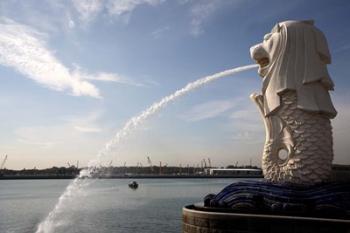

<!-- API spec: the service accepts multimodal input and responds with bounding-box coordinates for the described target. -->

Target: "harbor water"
[0,178,247,233]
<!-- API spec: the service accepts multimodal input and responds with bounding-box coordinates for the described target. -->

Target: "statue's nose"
[250,43,266,60]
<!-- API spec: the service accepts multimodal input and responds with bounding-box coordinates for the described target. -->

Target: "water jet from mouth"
[35,64,258,233]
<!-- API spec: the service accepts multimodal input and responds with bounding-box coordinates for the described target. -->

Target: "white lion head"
[250,20,336,118]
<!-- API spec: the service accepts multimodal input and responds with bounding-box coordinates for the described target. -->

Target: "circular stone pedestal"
[183,204,350,233]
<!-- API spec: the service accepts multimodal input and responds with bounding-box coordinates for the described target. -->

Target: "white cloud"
[151,26,170,39]
[16,126,64,149]
[17,138,58,149]
[72,65,143,86]
[189,0,221,36]
[228,104,264,143]
[0,1,67,34]
[180,99,236,122]
[15,111,105,150]
[231,131,260,141]
[74,126,102,133]
[68,18,76,29]
[106,0,163,16]
[72,0,104,23]
[83,72,124,82]
[0,18,142,98]
[230,108,261,123]
[189,0,244,36]
[64,111,104,134]
[72,0,164,24]
[0,18,102,98]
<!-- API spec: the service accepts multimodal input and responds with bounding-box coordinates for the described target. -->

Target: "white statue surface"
[250,20,337,185]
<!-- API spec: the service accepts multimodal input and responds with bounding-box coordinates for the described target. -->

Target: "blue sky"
[0,0,349,169]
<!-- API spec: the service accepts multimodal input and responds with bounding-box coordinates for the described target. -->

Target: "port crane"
[208,158,212,168]
[1,154,8,170]
[67,162,79,168]
[147,156,154,172]
[202,159,207,168]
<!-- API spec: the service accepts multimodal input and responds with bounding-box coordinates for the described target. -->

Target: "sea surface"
[0,178,247,233]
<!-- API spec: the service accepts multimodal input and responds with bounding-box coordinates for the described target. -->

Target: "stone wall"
[183,205,350,233]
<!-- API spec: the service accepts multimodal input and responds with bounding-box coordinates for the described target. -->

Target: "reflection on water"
[0,178,248,233]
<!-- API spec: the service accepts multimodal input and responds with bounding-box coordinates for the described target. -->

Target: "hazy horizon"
[1,0,350,170]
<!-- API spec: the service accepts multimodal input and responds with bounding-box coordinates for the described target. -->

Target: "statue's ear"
[272,23,282,33]
[276,24,282,32]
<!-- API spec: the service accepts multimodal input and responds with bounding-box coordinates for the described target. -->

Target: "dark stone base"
[204,180,350,219]
[183,204,350,233]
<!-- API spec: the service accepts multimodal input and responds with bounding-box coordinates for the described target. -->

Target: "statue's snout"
[250,43,262,60]
[250,43,269,67]
[250,43,270,77]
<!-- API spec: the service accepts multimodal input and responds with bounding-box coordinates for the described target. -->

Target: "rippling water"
[0,178,247,233]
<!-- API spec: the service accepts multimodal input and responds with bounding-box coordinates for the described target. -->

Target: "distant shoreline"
[1,164,349,180]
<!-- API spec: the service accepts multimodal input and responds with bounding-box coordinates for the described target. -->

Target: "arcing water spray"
[36,64,258,233]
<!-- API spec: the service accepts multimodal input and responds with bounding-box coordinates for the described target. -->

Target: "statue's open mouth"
[257,57,269,68]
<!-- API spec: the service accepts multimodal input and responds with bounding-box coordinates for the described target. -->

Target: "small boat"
[128,181,138,189]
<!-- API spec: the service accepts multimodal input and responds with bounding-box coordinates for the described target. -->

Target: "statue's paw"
[250,93,263,100]
[250,93,259,100]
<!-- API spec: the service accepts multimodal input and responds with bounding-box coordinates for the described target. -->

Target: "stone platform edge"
[182,204,350,233]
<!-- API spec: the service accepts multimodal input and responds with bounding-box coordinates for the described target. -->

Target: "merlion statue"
[201,21,350,220]
[250,20,337,185]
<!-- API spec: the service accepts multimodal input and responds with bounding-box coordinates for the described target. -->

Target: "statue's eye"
[264,33,272,41]
[267,38,274,50]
